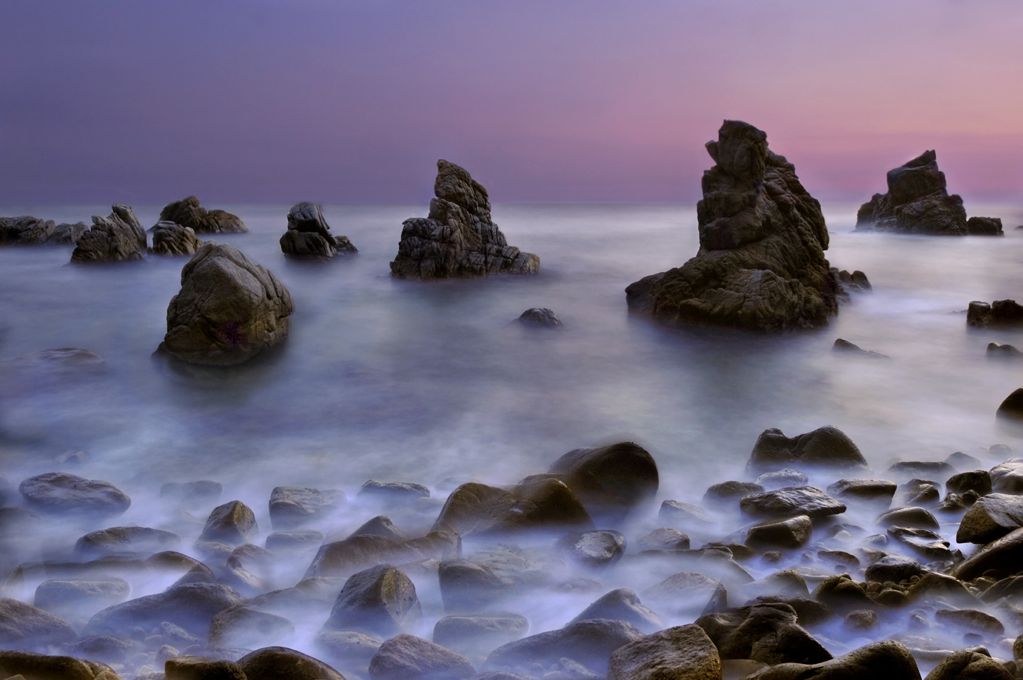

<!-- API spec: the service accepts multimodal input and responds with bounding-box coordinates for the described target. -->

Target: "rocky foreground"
[2,432,1023,679]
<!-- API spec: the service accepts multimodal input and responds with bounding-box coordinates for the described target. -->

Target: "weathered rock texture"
[70,205,147,263]
[390,160,539,279]
[159,196,246,233]
[150,221,199,256]
[626,120,836,331]
[280,202,357,258]
[0,216,87,246]
[856,150,1000,236]
[159,244,294,366]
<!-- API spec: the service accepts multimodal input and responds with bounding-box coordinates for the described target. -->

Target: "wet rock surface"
[159,196,246,233]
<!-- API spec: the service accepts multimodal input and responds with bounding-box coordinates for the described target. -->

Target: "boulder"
[833,269,872,294]
[608,624,721,680]
[150,221,199,256]
[314,630,382,676]
[968,300,1023,327]
[832,339,888,359]
[433,615,529,657]
[637,528,691,552]
[34,579,130,614]
[991,459,1023,494]
[209,606,294,648]
[953,527,1023,580]
[280,202,357,258]
[558,530,626,568]
[159,243,294,366]
[485,619,642,676]
[199,500,257,545]
[748,426,866,471]
[878,506,939,530]
[924,649,1012,680]
[997,388,1023,422]
[390,159,539,279]
[160,196,246,233]
[87,582,241,637]
[934,608,1004,635]
[305,530,459,578]
[265,530,323,551]
[826,479,896,503]
[70,205,147,262]
[626,120,837,331]
[369,634,475,680]
[438,560,511,613]
[855,150,967,235]
[696,603,830,665]
[704,481,764,506]
[739,486,846,520]
[0,651,118,680]
[988,343,1022,358]
[946,470,992,497]
[432,478,592,536]
[745,515,812,549]
[351,516,406,541]
[323,564,421,636]
[268,486,343,529]
[0,598,77,648]
[548,442,659,522]
[75,526,181,558]
[19,472,130,517]
[644,572,727,618]
[864,555,926,583]
[747,640,920,679]
[570,589,661,633]
[518,308,562,328]
[0,216,87,246]
[239,646,345,680]
[966,216,1004,236]
[165,657,245,680]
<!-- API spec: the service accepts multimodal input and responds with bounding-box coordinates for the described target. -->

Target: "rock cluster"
[856,150,1002,236]
[150,221,199,256]
[280,202,358,259]
[0,216,87,246]
[390,159,539,279]
[626,120,838,331]
[159,243,294,366]
[70,205,147,263]
[159,196,246,233]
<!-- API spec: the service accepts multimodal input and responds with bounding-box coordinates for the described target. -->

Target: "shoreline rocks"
[1,216,87,246]
[159,196,246,234]
[389,159,539,279]
[280,202,358,259]
[968,300,1023,328]
[626,120,838,331]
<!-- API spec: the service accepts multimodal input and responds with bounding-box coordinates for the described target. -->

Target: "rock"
[160,196,246,233]
[696,602,830,665]
[748,426,866,471]
[887,527,956,560]
[924,649,1012,680]
[637,528,690,552]
[968,300,1023,328]
[305,530,458,578]
[369,634,475,680]
[659,500,712,527]
[209,606,294,648]
[548,442,659,522]
[747,640,920,679]
[239,646,345,680]
[833,269,872,294]
[150,221,199,256]
[997,389,1023,422]
[166,656,245,680]
[900,479,942,505]
[966,216,1004,236]
[953,527,1023,580]
[433,615,529,657]
[826,479,896,503]
[864,555,926,583]
[0,216,87,246]
[199,501,257,545]
[34,579,130,614]
[518,308,562,328]
[889,461,956,478]
[75,526,181,558]
[704,481,764,506]
[644,572,728,618]
[161,480,223,504]
[570,589,661,633]
[991,459,1023,494]
[280,202,357,258]
[988,343,1023,358]
[87,582,241,637]
[432,478,591,536]
[0,598,77,648]
[0,651,117,680]
[390,159,539,279]
[437,560,511,612]
[812,575,873,611]
[266,530,323,551]
[323,564,420,636]
[832,339,888,359]
[934,608,1004,635]
[485,619,642,676]
[626,120,837,331]
[946,470,992,497]
[739,486,846,520]
[70,205,146,262]
[269,486,343,529]
[159,243,294,366]
[359,480,430,503]
[855,150,968,236]
[746,515,812,549]
[19,472,130,517]
[756,469,808,489]
[558,530,626,567]
[608,624,720,680]
[351,516,406,541]
[314,630,382,675]
[878,506,939,530]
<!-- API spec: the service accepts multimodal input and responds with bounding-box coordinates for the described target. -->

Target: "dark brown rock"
[160,196,246,233]
[748,426,866,471]
[608,624,721,680]
[856,150,967,236]
[70,205,147,262]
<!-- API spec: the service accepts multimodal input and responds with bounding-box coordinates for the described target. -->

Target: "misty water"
[2,202,1023,672]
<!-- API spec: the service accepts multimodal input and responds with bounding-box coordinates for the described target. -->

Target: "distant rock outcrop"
[626,120,837,331]
[159,196,246,234]
[159,243,293,366]
[390,160,539,279]
[967,300,1023,328]
[150,221,199,256]
[0,217,87,246]
[856,150,1002,236]
[70,205,147,263]
[280,202,357,258]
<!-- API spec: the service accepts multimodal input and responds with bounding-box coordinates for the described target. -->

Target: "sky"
[1,0,1022,205]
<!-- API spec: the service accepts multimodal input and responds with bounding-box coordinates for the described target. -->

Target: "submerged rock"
[432,478,592,536]
[150,221,199,256]
[0,216,87,246]
[518,307,562,328]
[390,159,539,279]
[19,472,130,518]
[748,426,866,471]
[0,598,77,648]
[159,196,246,233]
[855,150,967,236]
[697,602,830,666]
[239,645,345,680]
[997,388,1023,422]
[988,342,1023,359]
[832,338,888,359]
[570,588,662,633]
[159,243,294,366]
[626,120,837,331]
[369,634,475,680]
[0,651,118,680]
[198,500,257,545]
[833,269,872,294]
[280,202,357,258]
[70,205,147,262]
[740,486,846,520]
[269,486,343,529]
[968,300,1023,328]
[485,619,642,676]
[966,216,1004,236]
[747,640,920,679]
[87,582,241,637]
[323,564,421,636]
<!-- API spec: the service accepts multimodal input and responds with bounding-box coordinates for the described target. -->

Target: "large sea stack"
[159,196,247,234]
[626,120,837,331]
[856,150,1002,236]
[280,202,357,258]
[159,243,293,366]
[390,160,539,279]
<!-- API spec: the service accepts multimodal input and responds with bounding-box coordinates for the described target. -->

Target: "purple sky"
[2,0,1022,204]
